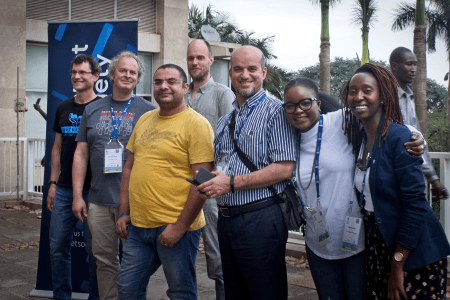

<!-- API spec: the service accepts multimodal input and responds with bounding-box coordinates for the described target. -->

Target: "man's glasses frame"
[153,79,185,86]
[70,70,94,76]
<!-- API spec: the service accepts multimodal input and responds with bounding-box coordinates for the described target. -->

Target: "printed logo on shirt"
[95,110,135,137]
[61,113,82,135]
[137,128,177,148]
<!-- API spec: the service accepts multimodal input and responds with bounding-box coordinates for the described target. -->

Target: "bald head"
[187,39,214,82]
[187,39,212,56]
[229,45,267,103]
[231,45,266,69]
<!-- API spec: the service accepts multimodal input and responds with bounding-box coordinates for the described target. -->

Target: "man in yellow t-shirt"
[115,64,214,299]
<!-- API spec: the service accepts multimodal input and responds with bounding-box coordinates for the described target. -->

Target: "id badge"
[104,139,124,174]
[341,215,363,253]
[215,154,230,173]
[311,202,331,247]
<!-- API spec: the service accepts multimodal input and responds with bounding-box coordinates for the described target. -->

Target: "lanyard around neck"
[355,137,374,208]
[110,95,134,140]
[217,93,266,156]
[292,115,323,207]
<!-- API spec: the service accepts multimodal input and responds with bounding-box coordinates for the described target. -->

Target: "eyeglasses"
[153,79,185,86]
[282,98,318,114]
[70,70,93,76]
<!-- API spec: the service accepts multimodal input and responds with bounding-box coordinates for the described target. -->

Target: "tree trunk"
[361,29,369,65]
[412,24,428,139]
[319,41,331,94]
[447,58,450,121]
[319,1,331,95]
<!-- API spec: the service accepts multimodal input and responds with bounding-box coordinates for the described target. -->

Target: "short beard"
[236,87,258,98]
[190,67,209,82]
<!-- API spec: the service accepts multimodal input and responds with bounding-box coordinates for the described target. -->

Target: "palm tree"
[392,0,450,126]
[308,0,341,95]
[188,4,291,99]
[188,4,242,41]
[351,0,378,65]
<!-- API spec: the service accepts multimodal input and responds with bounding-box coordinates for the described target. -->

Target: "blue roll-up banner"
[31,20,138,298]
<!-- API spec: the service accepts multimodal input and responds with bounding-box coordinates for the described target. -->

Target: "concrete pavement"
[0,205,318,300]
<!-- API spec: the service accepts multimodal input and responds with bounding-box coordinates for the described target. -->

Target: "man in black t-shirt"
[48,54,101,300]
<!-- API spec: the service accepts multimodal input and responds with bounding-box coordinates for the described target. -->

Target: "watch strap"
[230,176,235,193]
[48,181,57,186]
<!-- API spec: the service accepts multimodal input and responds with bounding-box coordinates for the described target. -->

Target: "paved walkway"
[0,206,318,300]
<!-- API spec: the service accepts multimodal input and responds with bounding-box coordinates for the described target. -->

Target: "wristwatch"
[230,176,235,193]
[48,181,57,186]
[393,252,404,262]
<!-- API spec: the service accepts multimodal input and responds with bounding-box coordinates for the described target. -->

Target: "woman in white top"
[283,77,424,300]
[282,77,367,300]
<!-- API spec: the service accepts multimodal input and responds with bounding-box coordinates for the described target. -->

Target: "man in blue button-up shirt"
[198,45,296,300]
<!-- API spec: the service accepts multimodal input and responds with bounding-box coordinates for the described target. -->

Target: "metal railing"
[429,152,450,241]
[0,138,45,200]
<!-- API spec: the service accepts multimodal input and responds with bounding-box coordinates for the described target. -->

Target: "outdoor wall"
[153,0,189,75]
[0,0,27,138]
[0,0,27,200]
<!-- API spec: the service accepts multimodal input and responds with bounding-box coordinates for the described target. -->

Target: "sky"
[189,0,449,88]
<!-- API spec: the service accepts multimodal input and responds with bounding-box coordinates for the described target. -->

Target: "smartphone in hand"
[186,167,215,186]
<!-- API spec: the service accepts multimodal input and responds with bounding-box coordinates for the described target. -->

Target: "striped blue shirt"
[214,89,296,206]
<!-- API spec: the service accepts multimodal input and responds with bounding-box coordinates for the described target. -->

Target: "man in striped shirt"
[198,45,296,300]
[185,39,234,300]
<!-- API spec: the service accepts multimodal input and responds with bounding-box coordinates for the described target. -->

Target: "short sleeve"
[52,104,62,133]
[126,123,137,153]
[187,117,215,165]
[218,87,235,117]
[75,109,88,142]
[267,107,297,163]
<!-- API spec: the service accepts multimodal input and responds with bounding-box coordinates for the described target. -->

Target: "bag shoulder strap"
[228,110,279,197]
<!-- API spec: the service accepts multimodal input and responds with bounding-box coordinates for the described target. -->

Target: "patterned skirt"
[364,211,447,300]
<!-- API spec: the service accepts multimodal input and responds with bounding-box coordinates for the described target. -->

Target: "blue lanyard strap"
[110,95,134,140]
[292,115,323,206]
[314,115,324,201]
[217,93,266,156]
[234,93,266,142]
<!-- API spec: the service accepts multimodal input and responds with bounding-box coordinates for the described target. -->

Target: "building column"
[0,0,27,200]
[154,0,189,75]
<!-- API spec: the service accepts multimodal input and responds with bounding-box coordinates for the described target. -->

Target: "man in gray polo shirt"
[185,39,234,300]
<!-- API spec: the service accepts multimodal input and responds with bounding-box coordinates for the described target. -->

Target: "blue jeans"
[202,199,224,300]
[118,224,201,300]
[218,202,288,300]
[306,245,367,300]
[49,187,99,300]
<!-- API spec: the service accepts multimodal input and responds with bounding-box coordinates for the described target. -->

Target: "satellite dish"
[201,25,221,42]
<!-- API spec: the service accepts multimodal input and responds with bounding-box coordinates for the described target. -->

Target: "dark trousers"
[218,202,288,300]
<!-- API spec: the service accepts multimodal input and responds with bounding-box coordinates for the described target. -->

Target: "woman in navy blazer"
[340,63,450,300]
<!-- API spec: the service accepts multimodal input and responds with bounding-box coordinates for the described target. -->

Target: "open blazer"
[363,121,450,270]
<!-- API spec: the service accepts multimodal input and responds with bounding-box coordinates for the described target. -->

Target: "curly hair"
[340,63,403,153]
[108,51,144,83]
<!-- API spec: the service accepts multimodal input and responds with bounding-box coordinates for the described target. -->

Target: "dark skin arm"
[33,100,47,120]
[404,133,424,157]
[388,245,410,300]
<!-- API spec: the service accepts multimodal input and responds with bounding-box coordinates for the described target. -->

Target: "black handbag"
[228,111,306,231]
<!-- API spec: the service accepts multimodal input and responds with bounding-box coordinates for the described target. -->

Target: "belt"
[218,197,276,218]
